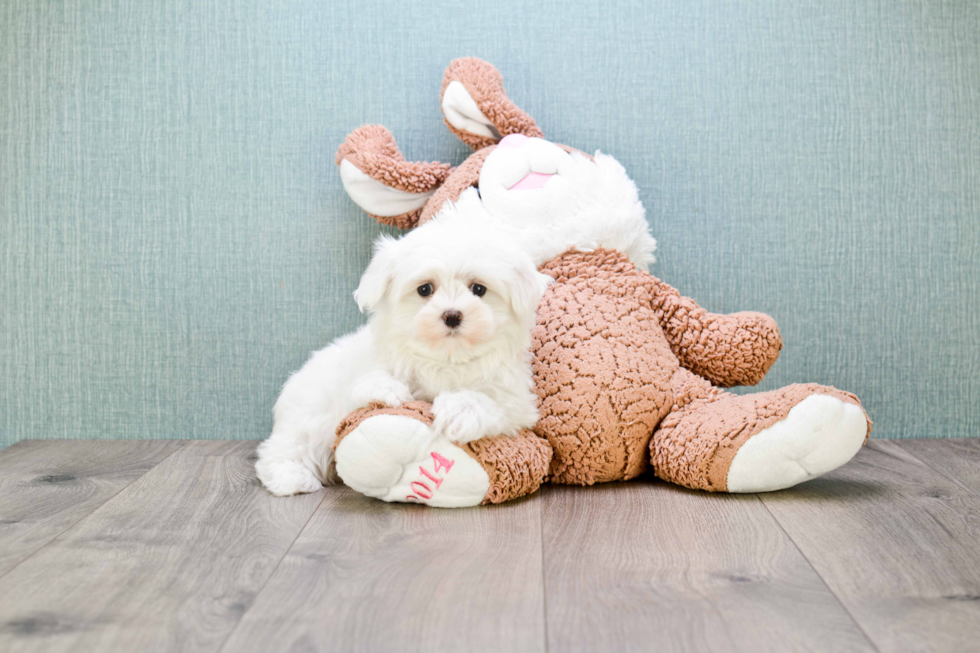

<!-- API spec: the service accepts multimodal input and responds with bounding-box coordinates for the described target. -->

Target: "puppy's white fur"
[255,216,550,497]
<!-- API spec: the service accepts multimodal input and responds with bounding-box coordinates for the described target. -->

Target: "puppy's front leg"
[350,370,414,408]
[432,390,514,444]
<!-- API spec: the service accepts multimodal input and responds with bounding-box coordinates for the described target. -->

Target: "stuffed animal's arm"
[643,272,783,387]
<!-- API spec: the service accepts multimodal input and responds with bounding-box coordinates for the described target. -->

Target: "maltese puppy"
[255,216,551,496]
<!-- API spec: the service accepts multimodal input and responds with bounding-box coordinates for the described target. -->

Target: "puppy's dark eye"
[470,283,487,297]
[417,283,433,297]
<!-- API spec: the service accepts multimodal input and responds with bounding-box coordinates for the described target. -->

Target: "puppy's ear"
[508,259,552,323]
[354,236,400,313]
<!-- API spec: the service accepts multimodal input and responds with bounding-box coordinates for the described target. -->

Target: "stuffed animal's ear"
[440,58,544,151]
[337,125,453,229]
[353,235,400,313]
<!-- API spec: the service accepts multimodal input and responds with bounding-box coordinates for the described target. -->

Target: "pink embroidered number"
[417,466,443,489]
[431,451,455,474]
[405,452,456,503]
[410,481,433,499]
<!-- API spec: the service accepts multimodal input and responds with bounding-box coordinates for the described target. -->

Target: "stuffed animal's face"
[461,134,656,267]
[337,57,656,268]
[478,134,585,225]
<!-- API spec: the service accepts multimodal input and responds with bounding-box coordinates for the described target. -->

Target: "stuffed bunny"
[330,58,870,507]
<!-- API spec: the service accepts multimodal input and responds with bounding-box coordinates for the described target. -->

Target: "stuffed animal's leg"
[333,402,552,507]
[643,272,783,387]
[650,374,871,492]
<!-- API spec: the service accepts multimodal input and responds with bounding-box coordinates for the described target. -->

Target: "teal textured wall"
[2,0,978,448]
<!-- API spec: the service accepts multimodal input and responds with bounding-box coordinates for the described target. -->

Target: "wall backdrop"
[2,0,978,449]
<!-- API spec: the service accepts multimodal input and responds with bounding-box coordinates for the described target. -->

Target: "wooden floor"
[0,440,978,652]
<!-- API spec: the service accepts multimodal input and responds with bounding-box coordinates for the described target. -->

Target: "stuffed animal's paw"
[432,391,502,444]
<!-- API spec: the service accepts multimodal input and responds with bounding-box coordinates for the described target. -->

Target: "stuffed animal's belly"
[532,250,677,485]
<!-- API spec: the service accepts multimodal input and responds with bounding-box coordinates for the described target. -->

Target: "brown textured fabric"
[529,249,870,490]
[647,276,783,387]
[533,249,676,485]
[366,209,420,231]
[335,125,453,229]
[461,432,553,505]
[651,378,871,491]
[418,146,494,225]
[441,57,544,150]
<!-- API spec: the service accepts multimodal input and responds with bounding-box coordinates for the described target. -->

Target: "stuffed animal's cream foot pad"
[726,394,868,493]
[335,413,490,508]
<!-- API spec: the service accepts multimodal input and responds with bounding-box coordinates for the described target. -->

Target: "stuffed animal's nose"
[442,310,463,328]
[499,133,530,148]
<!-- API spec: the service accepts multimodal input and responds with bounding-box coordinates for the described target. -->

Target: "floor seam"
[215,488,331,653]
[540,486,550,653]
[0,439,190,585]
[755,493,882,653]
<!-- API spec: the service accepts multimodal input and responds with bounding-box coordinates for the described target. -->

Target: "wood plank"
[541,481,873,653]
[0,440,324,653]
[0,439,185,577]
[760,440,980,653]
[221,486,546,653]
[894,438,980,497]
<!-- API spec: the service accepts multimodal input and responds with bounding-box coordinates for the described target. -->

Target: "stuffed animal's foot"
[726,394,868,492]
[651,382,870,492]
[334,402,554,507]
[334,403,491,508]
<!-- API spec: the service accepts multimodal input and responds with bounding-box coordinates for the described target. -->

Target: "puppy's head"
[354,217,550,362]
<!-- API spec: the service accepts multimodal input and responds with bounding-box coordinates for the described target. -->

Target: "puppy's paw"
[255,458,324,497]
[432,391,501,444]
[350,370,414,408]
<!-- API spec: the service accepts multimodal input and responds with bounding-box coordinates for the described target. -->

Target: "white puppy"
[255,215,550,497]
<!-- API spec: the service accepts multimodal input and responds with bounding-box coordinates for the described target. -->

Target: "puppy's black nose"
[442,310,463,328]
